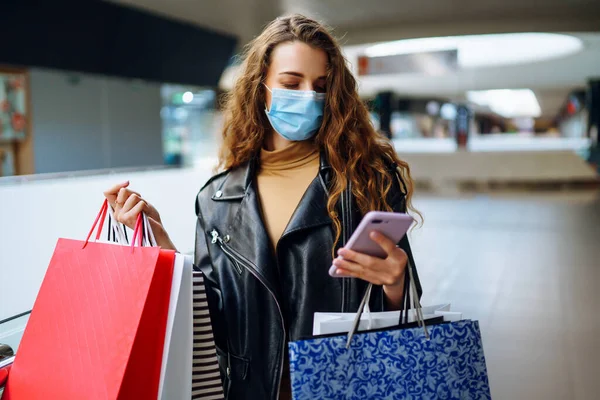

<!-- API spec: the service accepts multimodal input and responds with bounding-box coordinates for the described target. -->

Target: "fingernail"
[338,249,347,257]
[370,231,379,239]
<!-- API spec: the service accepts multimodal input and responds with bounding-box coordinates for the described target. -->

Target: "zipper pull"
[227,351,232,378]
[210,229,220,244]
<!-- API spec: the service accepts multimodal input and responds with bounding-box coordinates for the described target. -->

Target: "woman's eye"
[282,83,299,89]
[315,86,326,93]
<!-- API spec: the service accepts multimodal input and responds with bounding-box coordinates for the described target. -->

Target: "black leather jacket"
[194,154,422,399]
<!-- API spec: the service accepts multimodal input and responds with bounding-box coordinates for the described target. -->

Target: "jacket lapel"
[278,154,332,244]
[210,157,280,297]
[209,153,335,298]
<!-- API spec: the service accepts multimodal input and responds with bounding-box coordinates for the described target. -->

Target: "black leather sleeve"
[194,201,218,287]
[194,196,228,351]
[370,166,423,311]
[392,173,423,300]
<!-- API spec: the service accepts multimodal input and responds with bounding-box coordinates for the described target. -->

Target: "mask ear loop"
[263,83,273,112]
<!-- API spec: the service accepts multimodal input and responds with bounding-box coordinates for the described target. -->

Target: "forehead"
[269,41,328,77]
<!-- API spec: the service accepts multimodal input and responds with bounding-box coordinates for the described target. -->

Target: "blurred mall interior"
[0,0,599,399]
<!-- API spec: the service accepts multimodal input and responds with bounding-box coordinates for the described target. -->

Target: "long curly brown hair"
[218,14,421,249]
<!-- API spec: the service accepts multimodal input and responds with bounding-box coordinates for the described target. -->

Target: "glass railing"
[0,310,31,393]
[0,311,30,356]
[0,164,179,185]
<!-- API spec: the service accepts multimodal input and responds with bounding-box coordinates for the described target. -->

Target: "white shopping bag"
[313,304,462,336]
[159,253,193,400]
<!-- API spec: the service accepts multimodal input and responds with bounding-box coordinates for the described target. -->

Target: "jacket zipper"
[210,229,286,400]
[211,230,243,275]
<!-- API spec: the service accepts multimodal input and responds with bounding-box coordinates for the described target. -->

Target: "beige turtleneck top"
[256,140,320,249]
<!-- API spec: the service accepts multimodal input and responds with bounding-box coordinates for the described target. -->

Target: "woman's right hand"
[103,181,177,251]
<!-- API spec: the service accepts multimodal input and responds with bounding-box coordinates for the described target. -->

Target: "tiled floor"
[410,191,600,399]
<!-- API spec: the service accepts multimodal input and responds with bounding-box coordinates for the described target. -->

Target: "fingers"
[332,256,387,284]
[337,248,374,267]
[119,199,147,229]
[116,187,141,208]
[103,182,165,240]
[369,231,398,256]
[332,257,361,273]
[111,189,146,229]
[121,191,142,212]
[334,246,408,286]
[335,231,396,265]
[103,181,130,205]
[332,257,371,280]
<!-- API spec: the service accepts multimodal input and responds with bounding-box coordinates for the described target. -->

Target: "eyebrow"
[279,71,327,80]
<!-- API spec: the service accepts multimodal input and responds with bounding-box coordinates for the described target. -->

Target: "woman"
[105,14,422,400]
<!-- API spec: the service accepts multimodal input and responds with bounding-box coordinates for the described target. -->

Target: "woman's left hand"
[331,231,408,306]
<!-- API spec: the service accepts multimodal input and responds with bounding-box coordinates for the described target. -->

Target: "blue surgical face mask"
[264,85,326,141]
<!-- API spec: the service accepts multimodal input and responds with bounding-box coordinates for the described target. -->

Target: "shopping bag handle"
[83,199,109,248]
[83,199,157,249]
[142,212,158,247]
[129,212,157,249]
[83,199,126,247]
[106,202,128,244]
[106,208,157,248]
[346,283,373,348]
[107,214,129,244]
[346,261,429,348]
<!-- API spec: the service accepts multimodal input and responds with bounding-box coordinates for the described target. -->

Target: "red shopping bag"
[4,200,175,399]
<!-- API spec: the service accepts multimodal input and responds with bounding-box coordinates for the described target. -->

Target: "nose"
[299,81,316,92]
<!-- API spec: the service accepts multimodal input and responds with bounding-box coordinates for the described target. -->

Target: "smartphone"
[329,211,413,277]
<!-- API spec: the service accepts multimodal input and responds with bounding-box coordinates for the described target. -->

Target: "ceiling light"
[182,91,194,104]
[426,101,440,115]
[440,103,457,120]
[467,89,541,118]
[364,33,583,68]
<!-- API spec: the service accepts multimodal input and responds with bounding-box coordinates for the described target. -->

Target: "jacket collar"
[209,151,334,296]
[212,151,332,201]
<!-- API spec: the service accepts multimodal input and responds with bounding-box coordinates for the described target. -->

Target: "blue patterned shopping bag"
[288,318,491,400]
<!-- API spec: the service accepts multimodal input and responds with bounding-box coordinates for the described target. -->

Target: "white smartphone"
[329,211,413,277]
